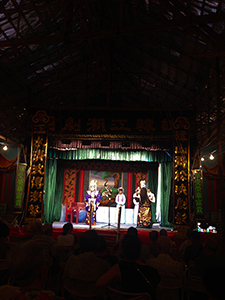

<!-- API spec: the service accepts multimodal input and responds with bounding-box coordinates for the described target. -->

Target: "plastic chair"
[65,197,75,223]
[187,262,207,300]
[106,286,151,300]
[62,276,107,299]
[155,274,185,300]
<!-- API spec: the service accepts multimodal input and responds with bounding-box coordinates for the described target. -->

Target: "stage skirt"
[137,204,152,228]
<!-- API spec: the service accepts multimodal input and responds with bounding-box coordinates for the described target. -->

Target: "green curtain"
[147,163,159,223]
[43,159,65,223]
[160,161,173,227]
[48,148,172,163]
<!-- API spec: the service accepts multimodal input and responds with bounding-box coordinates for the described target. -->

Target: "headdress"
[118,187,124,193]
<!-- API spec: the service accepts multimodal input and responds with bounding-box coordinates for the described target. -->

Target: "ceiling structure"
[0,0,225,163]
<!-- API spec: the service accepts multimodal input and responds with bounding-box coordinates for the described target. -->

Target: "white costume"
[115,187,126,224]
[133,189,139,225]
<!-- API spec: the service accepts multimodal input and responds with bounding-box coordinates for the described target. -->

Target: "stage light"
[3,145,8,151]
[122,142,130,148]
[101,141,110,147]
[201,157,204,161]
[209,153,214,160]
[82,140,92,146]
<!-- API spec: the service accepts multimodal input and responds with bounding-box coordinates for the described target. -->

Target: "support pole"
[116,206,122,244]
[89,201,94,231]
[216,57,225,253]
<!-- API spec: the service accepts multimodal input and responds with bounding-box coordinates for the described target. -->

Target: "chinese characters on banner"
[48,110,176,139]
[192,169,204,220]
[25,111,49,223]
[173,117,191,232]
[14,163,27,211]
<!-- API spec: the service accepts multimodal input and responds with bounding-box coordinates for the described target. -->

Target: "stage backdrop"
[43,149,172,226]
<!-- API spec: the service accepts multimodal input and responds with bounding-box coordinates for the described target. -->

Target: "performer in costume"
[85,179,101,225]
[133,180,155,228]
[133,188,140,225]
[115,187,126,224]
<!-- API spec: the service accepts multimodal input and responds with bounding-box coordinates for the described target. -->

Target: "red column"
[213,180,218,211]
[126,172,132,208]
[6,173,13,204]
[208,180,212,212]
[78,170,85,202]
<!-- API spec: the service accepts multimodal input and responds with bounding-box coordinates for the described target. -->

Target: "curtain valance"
[47,148,172,163]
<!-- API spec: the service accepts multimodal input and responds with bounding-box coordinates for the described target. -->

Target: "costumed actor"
[85,179,101,225]
[133,188,140,225]
[133,180,155,228]
[115,187,126,224]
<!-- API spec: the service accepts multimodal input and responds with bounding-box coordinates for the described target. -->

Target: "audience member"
[63,230,110,297]
[183,230,203,266]
[115,226,152,263]
[57,223,78,246]
[202,265,225,300]
[194,238,225,277]
[159,229,167,236]
[146,236,184,287]
[178,228,192,264]
[96,234,160,300]
[31,222,60,274]
[0,221,10,259]
[0,240,65,300]
[95,235,118,266]
[148,230,160,257]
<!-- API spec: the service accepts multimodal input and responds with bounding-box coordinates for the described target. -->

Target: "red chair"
[65,197,75,223]
[65,198,85,224]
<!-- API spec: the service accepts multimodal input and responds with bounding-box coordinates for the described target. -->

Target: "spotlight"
[3,145,8,151]
[82,140,92,146]
[122,142,130,148]
[209,154,214,160]
[101,141,110,147]
[201,157,205,161]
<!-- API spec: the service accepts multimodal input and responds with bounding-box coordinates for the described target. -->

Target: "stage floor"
[52,221,174,233]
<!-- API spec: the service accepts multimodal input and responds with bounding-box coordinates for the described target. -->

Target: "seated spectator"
[96,234,161,300]
[194,238,225,277]
[57,223,78,246]
[148,230,160,257]
[0,240,65,300]
[63,230,110,297]
[115,226,152,263]
[183,230,203,266]
[0,221,10,259]
[202,265,225,300]
[95,235,118,266]
[31,222,60,274]
[159,229,168,236]
[178,228,192,264]
[146,236,184,287]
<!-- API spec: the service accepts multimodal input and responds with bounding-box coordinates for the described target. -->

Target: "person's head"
[118,187,124,195]
[159,229,167,236]
[62,222,73,235]
[122,234,142,261]
[0,221,10,240]
[96,235,107,253]
[79,230,99,253]
[127,226,138,236]
[89,180,97,192]
[203,238,218,255]
[140,180,146,188]
[42,223,53,236]
[190,230,201,243]
[30,221,43,235]
[157,236,172,254]
[149,230,158,242]
[7,240,47,287]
